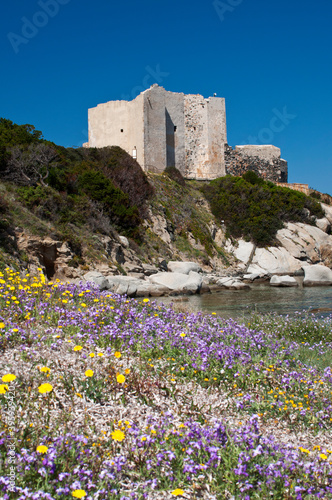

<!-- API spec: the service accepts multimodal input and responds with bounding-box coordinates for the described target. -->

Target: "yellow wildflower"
[171,489,185,496]
[36,445,48,454]
[72,491,87,499]
[111,430,125,442]
[2,374,16,383]
[38,383,53,394]
[116,374,125,384]
[39,367,51,373]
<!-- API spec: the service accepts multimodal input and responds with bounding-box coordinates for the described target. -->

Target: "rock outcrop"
[226,221,332,278]
[302,265,332,286]
[148,271,202,295]
[270,275,298,287]
[167,261,202,274]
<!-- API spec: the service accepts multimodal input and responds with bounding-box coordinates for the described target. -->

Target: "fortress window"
[121,129,124,132]
[174,126,177,132]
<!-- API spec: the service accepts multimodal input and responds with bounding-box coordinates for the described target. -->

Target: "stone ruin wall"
[184,94,227,180]
[143,85,185,174]
[224,144,288,183]
[87,93,145,168]
[86,86,290,184]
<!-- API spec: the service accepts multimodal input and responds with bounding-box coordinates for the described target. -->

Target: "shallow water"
[154,280,332,319]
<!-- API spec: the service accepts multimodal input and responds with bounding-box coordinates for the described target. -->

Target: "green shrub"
[0,118,43,148]
[202,175,324,247]
[78,170,141,238]
[164,166,186,186]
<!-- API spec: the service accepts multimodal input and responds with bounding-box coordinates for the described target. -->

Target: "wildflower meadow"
[0,268,332,499]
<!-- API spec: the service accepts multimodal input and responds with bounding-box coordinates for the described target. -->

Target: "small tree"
[4,144,58,186]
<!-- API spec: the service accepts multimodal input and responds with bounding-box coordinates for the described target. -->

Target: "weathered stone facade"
[85,85,287,182]
[85,84,227,180]
[225,144,288,182]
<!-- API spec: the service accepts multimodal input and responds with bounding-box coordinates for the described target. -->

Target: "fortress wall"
[88,94,145,167]
[86,85,288,183]
[184,94,210,179]
[143,85,185,173]
[225,144,288,182]
[184,95,227,180]
[235,145,281,162]
[206,97,227,179]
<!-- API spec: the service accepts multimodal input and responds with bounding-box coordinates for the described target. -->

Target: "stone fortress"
[84,84,289,183]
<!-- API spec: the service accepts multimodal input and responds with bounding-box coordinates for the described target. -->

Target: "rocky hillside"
[0,118,332,294]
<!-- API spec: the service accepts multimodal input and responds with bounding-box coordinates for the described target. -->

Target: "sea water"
[155,282,332,320]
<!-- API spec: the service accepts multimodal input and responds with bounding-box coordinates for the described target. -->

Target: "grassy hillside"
[0,118,328,274]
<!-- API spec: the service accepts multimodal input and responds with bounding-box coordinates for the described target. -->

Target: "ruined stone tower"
[85,84,288,183]
[85,84,227,180]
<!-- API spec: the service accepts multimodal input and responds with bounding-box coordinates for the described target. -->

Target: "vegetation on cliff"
[0,118,328,273]
[202,171,324,246]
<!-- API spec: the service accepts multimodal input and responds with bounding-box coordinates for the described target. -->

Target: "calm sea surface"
[154,280,332,320]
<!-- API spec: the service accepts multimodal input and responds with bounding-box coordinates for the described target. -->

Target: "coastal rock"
[322,203,332,226]
[105,275,144,296]
[118,235,129,248]
[216,277,250,290]
[123,262,143,274]
[303,265,332,286]
[270,275,298,287]
[135,283,170,297]
[149,213,172,245]
[83,271,110,290]
[148,271,202,294]
[141,263,159,276]
[226,222,332,276]
[167,261,202,275]
[276,222,331,263]
[243,273,261,282]
[226,239,254,263]
[316,217,331,233]
[320,243,332,268]
[248,247,302,275]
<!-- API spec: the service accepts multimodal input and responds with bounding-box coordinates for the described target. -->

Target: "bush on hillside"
[164,166,186,186]
[81,146,154,217]
[0,118,43,148]
[202,172,324,247]
[78,170,141,238]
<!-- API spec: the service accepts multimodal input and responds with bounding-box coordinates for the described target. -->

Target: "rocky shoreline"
[13,202,332,297]
[81,260,332,298]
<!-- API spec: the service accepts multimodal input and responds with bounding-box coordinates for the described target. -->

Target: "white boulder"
[167,261,202,275]
[148,271,202,294]
[83,271,110,290]
[270,275,298,287]
[119,236,129,248]
[303,265,332,286]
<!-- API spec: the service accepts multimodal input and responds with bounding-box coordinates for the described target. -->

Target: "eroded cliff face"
[225,211,332,278]
[11,200,332,288]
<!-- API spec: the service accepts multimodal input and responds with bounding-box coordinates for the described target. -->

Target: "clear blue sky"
[1,0,332,194]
